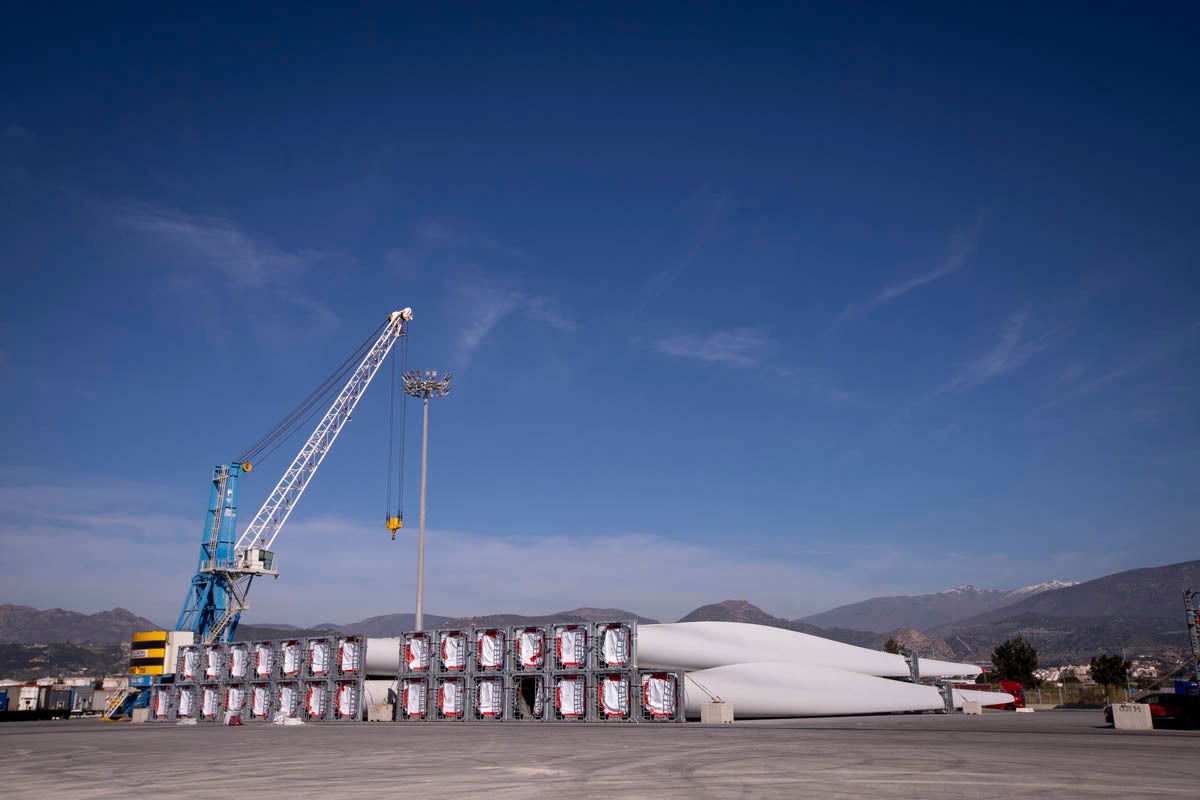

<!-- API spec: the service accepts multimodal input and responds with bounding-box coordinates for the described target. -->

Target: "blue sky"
[2,4,1197,626]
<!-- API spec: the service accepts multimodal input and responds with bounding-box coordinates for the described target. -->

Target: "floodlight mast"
[178,308,413,644]
[402,369,451,631]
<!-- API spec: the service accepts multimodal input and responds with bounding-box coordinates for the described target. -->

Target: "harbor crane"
[107,308,413,719]
[178,308,414,644]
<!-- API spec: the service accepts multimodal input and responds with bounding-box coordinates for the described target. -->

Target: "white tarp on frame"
[336,682,360,718]
[441,632,467,671]
[555,626,586,668]
[251,684,271,717]
[476,678,503,717]
[555,675,586,718]
[254,643,273,678]
[516,629,544,668]
[600,674,630,717]
[181,650,199,681]
[438,678,465,717]
[229,645,248,678]
[477,630,504,670]
[201,686,218,718]
[402,678,427,718]
[309,640,329,676]
[281,641,302,676]
[600,625,631,667]
[204,647,221,680]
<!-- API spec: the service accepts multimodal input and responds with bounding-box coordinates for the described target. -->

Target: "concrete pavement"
[1,710,1194,799]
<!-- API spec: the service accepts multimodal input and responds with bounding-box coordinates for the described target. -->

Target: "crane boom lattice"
[177,308,412,644]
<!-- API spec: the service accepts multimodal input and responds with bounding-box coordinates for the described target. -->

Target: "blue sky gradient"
[2,4,1197,625]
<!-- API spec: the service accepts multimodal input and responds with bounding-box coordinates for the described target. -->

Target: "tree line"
[882,634,1132,692]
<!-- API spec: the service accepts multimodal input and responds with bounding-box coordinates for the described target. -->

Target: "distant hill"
[327,613,454,637]
[0,642,127,680]
[930,613,1189,664]
[676,600,879,648]
[922,561,1200,663]
[232,623,342,642]
[0,605,161,645]
[433,607,657,630]
[938,561,1200,628]
[799,581,1078,633]
[13,558,1195,668]
[875,627,958,661]
[235,608,655,640]
[679,600,788,626]
[557,607,659,624]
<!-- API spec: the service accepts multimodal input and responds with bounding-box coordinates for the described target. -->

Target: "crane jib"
[176,309,413,644]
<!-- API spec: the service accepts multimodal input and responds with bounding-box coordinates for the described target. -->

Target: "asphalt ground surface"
[1,710,1195,799]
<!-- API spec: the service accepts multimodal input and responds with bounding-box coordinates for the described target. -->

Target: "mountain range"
[798,581,1078,632]
[0,605,159,645]
[3,559,1196,674]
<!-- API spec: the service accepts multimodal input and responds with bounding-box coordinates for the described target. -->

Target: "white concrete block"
[1112,703,1152,730]
[700,702,734,723]
[366,702,394,722]
[1015,707,1035,714]
[130,707,150,723]
[962,700,982,715]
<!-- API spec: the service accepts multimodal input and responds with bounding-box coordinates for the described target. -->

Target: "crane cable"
[236,319,388,468]
[398,332,409,522]
[384,330,409,538]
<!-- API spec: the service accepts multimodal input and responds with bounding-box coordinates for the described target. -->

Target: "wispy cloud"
[4,123,33,141]
[628,187,727,320]
[653,327,855,402]
[1057,362,1086,385]
[120,205,312,289]
[653,327,772,368]
[0,473,863,623]
[386,217,535,280]
[950,304,1057,390]
[383,217,575,371]
[117,203,340,330]
[234,515,912,623]
[837,217,983,325]
[451,281,524,369]
[447,274,578,371]
[1042,322,1199,410]
[0,471,1183,624]
[909,305,1058,408]
[525,295,578,334]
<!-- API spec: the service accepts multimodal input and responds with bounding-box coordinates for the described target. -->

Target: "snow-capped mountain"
[797,580,1076,633]
[1006,580,1079,597]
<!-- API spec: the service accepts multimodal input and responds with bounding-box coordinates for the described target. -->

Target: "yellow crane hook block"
[387,517,403,540]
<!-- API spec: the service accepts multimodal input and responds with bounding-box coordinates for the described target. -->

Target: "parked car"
[1104,693,1200,729]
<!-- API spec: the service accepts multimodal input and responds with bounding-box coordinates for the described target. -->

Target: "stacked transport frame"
[149,635,367,723]
[149,621,683,724]
[397,621,684,723]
